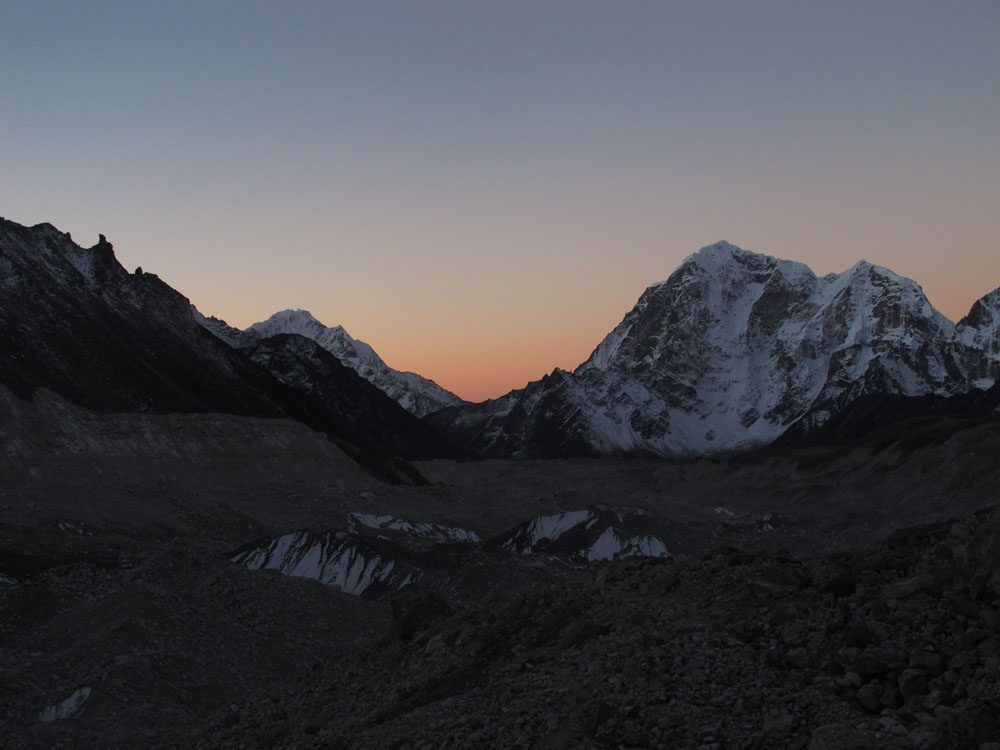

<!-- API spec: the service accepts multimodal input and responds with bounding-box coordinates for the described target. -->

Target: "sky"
[2,1,999,402]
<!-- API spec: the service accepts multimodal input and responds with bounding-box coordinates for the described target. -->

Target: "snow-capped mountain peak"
[241,309,464,417]
[688,240,758,274]
[193,305,466,417]
[429,242,1000,458]
[246,308,337,341]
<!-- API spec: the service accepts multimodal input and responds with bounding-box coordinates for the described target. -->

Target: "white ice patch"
[347,513,480,543]
[586,528,623,561]
[502,507,669,562]
[585,528,669,561]
[757,513,777,532]
[58,521,92,535]
[625,536,669,559]
[234,531,409,596]
[38,687,91,722]
[506,510,592,553]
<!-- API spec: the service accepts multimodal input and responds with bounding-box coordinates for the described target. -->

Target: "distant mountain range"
[2,217,998,462]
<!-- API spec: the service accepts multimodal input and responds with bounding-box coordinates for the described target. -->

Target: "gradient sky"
[3,2,999,401]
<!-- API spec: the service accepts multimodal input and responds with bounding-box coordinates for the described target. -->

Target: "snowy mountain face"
[240,309,465,418]
[955,289,1000,388]
[429,242,1000,457]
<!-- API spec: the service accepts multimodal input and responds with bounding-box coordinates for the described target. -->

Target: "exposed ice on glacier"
[347,513,480,543]
[507,510,592,552]
[38,687,91,722]
[584,527,669,562]
[233,530,413,596]
[500,506,670,562]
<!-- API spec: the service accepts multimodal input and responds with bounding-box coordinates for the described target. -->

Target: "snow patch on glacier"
[38,687,91,722]
[347,513,480,543]
[499,506,670,562]
[232,530,413,596]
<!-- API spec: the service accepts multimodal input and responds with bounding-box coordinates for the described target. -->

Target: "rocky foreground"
[4,503,1000,750]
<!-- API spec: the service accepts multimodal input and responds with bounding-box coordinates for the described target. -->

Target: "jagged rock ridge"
[0,218,282,416]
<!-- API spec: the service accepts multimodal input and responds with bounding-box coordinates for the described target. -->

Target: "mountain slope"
[242,333,461,460]
[0,218,283,416]
[428,241,1000,457]
[244,309,465,417]
[0,217,456,476]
